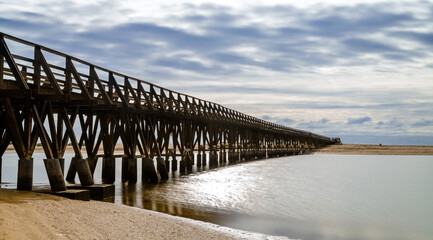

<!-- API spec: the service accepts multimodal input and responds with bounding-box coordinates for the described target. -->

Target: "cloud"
[0,0,432,144]
[412,119,433,127]
[347,117,372,125]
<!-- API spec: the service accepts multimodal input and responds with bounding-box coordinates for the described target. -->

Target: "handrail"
[0,32,332,143]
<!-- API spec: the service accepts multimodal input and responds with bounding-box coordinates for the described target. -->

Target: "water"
[1,154,433,240]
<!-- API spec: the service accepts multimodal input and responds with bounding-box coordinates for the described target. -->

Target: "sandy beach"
[0,189,290,240]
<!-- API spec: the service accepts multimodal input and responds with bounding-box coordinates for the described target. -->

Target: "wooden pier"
[0,32,336,191]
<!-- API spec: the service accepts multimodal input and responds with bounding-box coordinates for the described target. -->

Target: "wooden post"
[0,47,4,89]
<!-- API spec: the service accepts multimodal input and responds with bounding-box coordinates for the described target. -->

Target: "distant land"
[5,143,433,155]
[315,144,433,155]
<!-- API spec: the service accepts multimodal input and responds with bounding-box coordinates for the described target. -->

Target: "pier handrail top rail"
[0,32,332,142]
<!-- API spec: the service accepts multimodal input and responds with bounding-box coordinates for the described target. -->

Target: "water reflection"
[2,153,433,240]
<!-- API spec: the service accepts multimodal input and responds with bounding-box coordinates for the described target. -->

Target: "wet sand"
[0,189,290,240]
[314,144,433,155]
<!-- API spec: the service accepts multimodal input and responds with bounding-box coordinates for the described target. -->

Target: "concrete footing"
[102,157,116,184]
[49,189,90,201]
[156,157,168,181]
[68,184,114,200]
[142,158,158,183]
[17,158,33,190]
[43,159,67,191]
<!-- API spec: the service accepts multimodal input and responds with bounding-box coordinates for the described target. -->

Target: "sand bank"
[0,189,290,240]
[314,144,433,155]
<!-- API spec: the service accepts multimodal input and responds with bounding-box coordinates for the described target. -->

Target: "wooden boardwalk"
[0,32,336,191]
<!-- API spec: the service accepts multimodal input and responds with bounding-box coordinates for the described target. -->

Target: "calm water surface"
[1,154,432,240]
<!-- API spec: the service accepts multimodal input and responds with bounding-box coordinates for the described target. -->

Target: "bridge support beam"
[17,158,33,190]
[121,158,137,184]
[43,159,66,191]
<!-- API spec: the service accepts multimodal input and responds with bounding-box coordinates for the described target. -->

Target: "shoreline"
[0,189,290,240]
[314,144,433,155]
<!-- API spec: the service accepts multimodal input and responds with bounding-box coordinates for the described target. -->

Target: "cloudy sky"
[1,0,432,144]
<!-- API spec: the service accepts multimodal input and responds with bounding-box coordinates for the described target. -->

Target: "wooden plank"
[0,131,10,156]
[32,104,54,159]
[61,107,78,154]
[62,108,83,159]
[66,58,91,99]
[47,102,59,158]
[90,66,112,104]
[35,48,63,95]
[0,48,4,88]
[108,72,128,108]
[169,91,181,112]
[0,37,29,90]
[2,98,26,159]
[124,78,142,109]
[24,102,32,152]
[137,82,154,111]
[150,85,164,111]
[32,48,41,94]
[28,102,47,156]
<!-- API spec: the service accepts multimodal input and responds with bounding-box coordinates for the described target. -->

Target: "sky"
[1,0,432,145]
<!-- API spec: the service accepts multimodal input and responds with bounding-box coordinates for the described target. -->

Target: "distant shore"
[314,144,433,155]
[5,143,433,155]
